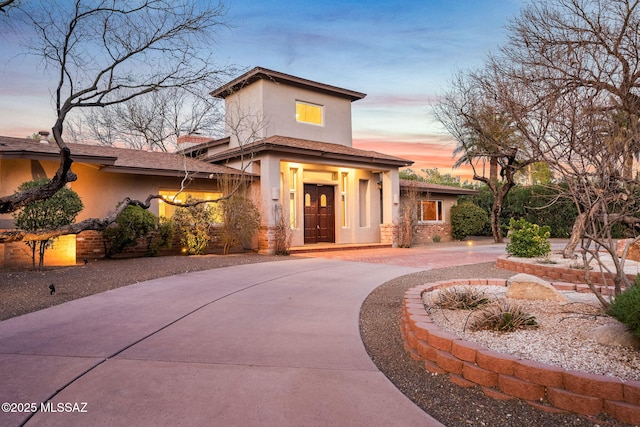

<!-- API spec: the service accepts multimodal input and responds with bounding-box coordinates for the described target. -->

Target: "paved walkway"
[0,244,508,426]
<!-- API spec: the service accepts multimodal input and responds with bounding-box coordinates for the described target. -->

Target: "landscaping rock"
[616,238,640,262]
[506,273,569,302]
[592,324,640,349]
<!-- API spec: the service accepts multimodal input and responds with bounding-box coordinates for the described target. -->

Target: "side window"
[417,200,443,222]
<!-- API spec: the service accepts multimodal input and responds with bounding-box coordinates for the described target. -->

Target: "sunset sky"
[0,0,523,181]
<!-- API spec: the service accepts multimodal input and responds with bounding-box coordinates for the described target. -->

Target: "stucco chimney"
[38,131,50,143]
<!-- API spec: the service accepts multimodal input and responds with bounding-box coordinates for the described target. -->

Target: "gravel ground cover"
[359,262,633,427]
[0,253,633,426]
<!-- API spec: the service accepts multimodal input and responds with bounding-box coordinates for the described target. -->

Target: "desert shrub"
[450,202,488,240]
[13,178,83,270]
[505,218,551,258]
[103,204,158,258]
[146,217,175,256]
[470,301,538,332]
[172,197,216,255]
[218,192,260,255]
[273,205,292,256]
[609,276,640,337]
[397,185,418,247]
[433,287,491,310]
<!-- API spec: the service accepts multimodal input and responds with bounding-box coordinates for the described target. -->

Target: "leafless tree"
[502,0,640,179]
[0,0,16,13]
[434,69,535,243]
[488,0,640,298]
[70,84,224,152]
[0,0,237,241]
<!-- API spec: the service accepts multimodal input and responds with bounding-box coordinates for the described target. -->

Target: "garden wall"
[1,226,238,269]
[496,256,636,288]
[401,278,640,424]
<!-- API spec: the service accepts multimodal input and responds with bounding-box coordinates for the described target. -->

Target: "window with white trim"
[417,200,443,222]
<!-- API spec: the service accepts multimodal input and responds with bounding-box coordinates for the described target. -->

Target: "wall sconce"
[376,181,382,190]
[393,194,399,204]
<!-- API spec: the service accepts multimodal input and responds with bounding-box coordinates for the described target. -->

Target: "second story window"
[296,101,323,126]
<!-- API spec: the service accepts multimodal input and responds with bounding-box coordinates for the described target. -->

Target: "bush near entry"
[450,202,487,240]
[505,218,551,258]
[103,204,163,258]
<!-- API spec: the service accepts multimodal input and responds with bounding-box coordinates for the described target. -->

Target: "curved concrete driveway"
[0,243,509,426]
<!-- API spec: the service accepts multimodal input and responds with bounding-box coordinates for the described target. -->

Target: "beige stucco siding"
[280,159,397,247]
[0,159,221,226]
[223,79,354,148]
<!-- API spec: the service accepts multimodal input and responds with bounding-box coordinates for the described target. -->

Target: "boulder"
[506,273,569,302]
[616,238,640,262]
[592,324,640,349]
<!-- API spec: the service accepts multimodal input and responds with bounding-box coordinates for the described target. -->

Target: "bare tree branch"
[0,0,232,216]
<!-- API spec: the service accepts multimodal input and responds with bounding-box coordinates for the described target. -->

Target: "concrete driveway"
[0,243,509,426]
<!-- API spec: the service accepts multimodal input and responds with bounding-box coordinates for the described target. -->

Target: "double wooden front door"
[304,184,335,244]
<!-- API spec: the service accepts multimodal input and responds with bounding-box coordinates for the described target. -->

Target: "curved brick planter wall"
[496,255,636,288]
[401,279,640,424]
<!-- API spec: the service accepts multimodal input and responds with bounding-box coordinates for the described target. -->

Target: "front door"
[304,184,335,244]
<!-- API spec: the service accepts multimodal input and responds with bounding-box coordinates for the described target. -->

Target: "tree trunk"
[38,241,46,271]
[491,197,503,243]
[489,157,498,183]
[563,212,586,259]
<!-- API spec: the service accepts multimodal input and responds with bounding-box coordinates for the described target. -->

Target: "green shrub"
[460,184,578,238]
[103,205,158,257]
[146,217,175,256]
[609,276,640,337]
[450,202,488,240]
[13,178,84,270]
[172,197,216,255]
[505,218,551,258]
[218,193,260,255]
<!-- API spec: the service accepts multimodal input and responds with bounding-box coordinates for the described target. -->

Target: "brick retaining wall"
[401,279,640,424]
[496,255,637,288]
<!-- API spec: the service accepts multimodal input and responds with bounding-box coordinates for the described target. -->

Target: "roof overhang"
[210,67,366,102]
[210,142,412,168]
[0,148,117,166]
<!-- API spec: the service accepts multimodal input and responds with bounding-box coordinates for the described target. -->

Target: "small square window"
[296,101,323,126]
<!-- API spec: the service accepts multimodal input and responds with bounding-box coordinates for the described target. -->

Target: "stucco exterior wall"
[222,79,354,148]
[279,159,394,247]
[0,157,224,267]
[0,158,222,224]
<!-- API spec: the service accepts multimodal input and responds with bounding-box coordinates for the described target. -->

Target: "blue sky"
[0,0,523,179]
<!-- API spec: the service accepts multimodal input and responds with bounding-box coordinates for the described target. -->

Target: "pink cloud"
[353,139,476,182]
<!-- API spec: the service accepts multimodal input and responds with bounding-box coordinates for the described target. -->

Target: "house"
[0,134,246,267]
[183,67,413,253]
[0,67,476,266]
[399,179,478,244]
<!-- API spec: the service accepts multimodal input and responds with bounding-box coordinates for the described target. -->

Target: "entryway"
[304,184,335,244]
